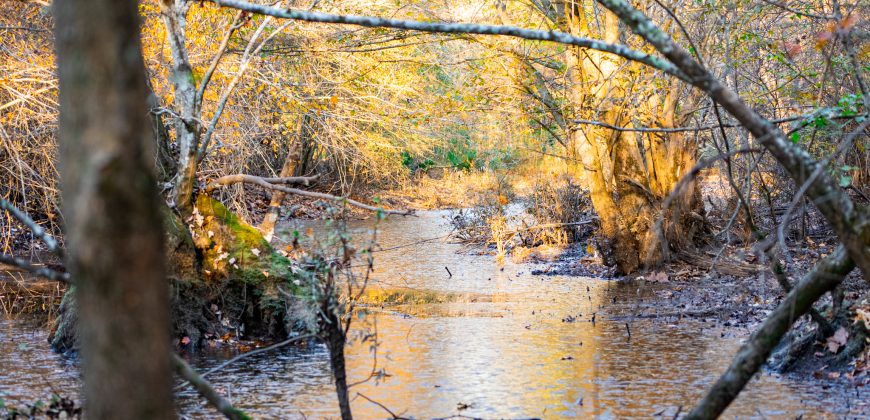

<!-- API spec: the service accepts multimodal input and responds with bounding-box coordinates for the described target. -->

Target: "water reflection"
[0,211,857,418]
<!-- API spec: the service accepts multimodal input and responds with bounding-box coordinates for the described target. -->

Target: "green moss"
[192,195,299,295]
[51,196,306,352]
[49,285,78,352]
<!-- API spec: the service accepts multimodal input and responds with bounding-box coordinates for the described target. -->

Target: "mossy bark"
[50,195,303,351]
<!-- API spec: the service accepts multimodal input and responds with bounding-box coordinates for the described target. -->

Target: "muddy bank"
[527,241,870,400]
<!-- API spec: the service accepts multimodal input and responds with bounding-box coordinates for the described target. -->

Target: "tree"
[53,0,173,417]
[514,0,705,273]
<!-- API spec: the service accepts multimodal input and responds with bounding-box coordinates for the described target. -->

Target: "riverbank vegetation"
[1,0,869,418]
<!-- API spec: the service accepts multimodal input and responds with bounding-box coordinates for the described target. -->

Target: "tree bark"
[561,4,702,274]
[54,0,173,417]
[160,0,200,217]
[260,112,312,241]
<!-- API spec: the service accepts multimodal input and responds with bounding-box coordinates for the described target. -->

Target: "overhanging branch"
[205,0,689,81]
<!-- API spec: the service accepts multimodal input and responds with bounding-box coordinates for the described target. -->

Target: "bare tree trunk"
[325,311,352,420]
[160,0,200,217]
[260,112,312,241]
[54,0,173,417]
[560,6,702,274]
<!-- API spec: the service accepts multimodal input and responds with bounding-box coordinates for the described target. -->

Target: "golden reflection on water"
[341,279,822,419]
[0,210,855,418]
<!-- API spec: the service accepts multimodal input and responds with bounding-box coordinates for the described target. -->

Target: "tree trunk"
[260,112,312,241]
[561,6,702,274]
[160,0,200,217]
[54,0,173,417]
[324,309,352,420]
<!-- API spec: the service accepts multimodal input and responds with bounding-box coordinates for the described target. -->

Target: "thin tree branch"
[172,354,250,420]
[0,253,70,283]
[205,0,689,81]
[206,174,415,215]
[195,10,246,111]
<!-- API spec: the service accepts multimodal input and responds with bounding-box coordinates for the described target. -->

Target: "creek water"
[0,210,859,418]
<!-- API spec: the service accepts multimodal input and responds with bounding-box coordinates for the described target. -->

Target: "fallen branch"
[686,246,854,419]
[210,173,319,187]
[206,174,415,216]
[0,198,63,258]
[172,354,250,420]
[0,253,70,283]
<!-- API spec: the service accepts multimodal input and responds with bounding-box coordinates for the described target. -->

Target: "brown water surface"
[0,210,861,418]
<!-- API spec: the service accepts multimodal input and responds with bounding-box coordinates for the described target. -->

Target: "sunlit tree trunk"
[560,5,703,274]
[54,0,173,417]
[260,112,313,241]
[160,0,200,217]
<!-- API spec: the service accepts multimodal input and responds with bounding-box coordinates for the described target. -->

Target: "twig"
[356,392,410,420]
[0,253,70,283]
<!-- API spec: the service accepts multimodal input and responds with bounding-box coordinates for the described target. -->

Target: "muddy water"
[0,210,859,418]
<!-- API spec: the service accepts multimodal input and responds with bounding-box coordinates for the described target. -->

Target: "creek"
[0,210,857,418]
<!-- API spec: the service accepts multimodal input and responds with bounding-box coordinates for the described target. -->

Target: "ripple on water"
[0,211,862,418]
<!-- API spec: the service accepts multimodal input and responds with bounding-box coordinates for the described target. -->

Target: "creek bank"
[47,195,306,352]
[526,241,870,397]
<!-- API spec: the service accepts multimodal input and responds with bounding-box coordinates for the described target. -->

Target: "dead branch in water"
[172,354,250,420]
[686,247,854,419]
[206,174,415,216]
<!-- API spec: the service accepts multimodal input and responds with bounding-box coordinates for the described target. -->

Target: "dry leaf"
[855,307,870,330]
[649,271,669,283]
[783,41,802,57]
[251,248,261,257]
[826,327,849,353]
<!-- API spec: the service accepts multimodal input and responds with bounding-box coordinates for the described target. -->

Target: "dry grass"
[1,4,61,252]
[381,169,513,210]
